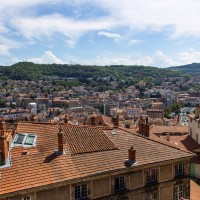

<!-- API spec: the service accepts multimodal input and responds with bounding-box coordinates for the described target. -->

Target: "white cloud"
[11,15,117,46]
[28,51,63,64]
[84,0,200,37]
[12,49,200,67]
[178,49,200,64]
[0,36,20,56]
[128,39,143,46]
[98,31,122,41]
[152,51,179,67]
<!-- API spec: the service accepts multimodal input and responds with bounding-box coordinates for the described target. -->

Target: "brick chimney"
[0,120,8,165]
[124,146,136,167]
[58,127,64,154]
[166,133,170,141]
[195,104,200,119]
[64,115,68,124]
[144,122,150,137]
[128,146,136,162]
[112,116,119,128]
[91,116,96,126]
[0,119,6,135]
[138,116,143,132]
[138,116,150,137]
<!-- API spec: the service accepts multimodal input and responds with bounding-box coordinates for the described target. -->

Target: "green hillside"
[167,63,200,74]
[0,62,184,83]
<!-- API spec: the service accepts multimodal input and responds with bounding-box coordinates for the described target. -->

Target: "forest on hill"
[167,63,200,74]
[0,62,184,84]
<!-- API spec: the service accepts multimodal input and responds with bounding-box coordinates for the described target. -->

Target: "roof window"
[14,134,25,144]
[13,133,37,147]
[24,135,35,145]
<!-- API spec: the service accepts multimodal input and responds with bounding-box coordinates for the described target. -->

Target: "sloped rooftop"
[0,122,193,197]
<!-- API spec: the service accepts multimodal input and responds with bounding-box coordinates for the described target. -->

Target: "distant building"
[29,102,37,115]
[146,109,164,119]
[104,102,118,116]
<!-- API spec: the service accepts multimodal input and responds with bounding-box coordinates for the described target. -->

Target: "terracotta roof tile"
[0,122,193,197]
[150,125,189,134]
[60,124,118,155]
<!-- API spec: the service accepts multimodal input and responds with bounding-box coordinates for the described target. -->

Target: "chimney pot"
[195,104,200,119]
[138,116,150,137]
[91,116,96,126]
[124,146,136,167]
[128,146,136,161]
[0,135,8,165]
[166,133,170,141]
[112,116,119,128]
[0,119,6,133]
[64,115,68,124]
[58,127,64,154]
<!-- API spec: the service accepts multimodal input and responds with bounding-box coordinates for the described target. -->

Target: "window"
[13,134,37,147]
[196,133,199,143]
[24,135,35,145]
[146,191,158,200]
[114,176,125,191]
[21,197,31,200]
[146,169,158,184]
[174,163,184,176]
[174,184,184,200]
[75,184,88,200]
[14,134,25,144]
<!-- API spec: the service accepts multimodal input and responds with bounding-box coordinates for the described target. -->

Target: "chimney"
[138,116,143,133]
[58,127,64,154]
[139,117,150,137]
[0,135,8,165]
[128,146,136,162]
[0,119,6,134]
[144,123,150,137]
[91,116,96,126]
[166,133,170,141]
[112,116,119,128]
[195,104,200,119]
[124,146,136,167]
[64,115,68,124]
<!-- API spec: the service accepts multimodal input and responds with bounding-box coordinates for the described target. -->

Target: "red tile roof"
[0,122,193,197]
[60,124,118,155]
[150,125,189,134]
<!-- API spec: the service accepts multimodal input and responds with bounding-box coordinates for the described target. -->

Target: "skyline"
[1,0,200,67]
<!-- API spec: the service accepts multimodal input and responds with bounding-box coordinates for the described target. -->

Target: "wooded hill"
[0,62,185,84]
[167,63,200,74]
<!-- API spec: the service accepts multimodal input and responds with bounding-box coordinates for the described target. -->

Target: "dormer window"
[13,133,37,147]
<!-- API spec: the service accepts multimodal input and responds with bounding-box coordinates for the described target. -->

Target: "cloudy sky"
[1,0,200,67]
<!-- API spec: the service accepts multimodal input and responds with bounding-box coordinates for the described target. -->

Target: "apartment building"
[188,105,200,178]
[188,105,200,144]
[0,120,193,200]
[146,109,164,119]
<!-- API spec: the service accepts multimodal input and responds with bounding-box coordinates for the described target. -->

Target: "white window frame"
[13,133,37,147]
[74,184,88,200]
[21,196,31,200]
[174,184,184,200]
[114,176,126,191]
[146,191,158,200]
[174,163,184,176]
[146,169,158,184]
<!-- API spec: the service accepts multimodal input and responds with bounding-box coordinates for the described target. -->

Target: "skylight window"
[13,133,37,147]
[14,134,25,144]
[24,135,35,145]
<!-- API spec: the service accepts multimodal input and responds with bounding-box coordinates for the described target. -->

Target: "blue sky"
[1,0,200,67]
